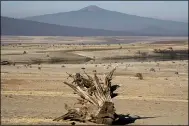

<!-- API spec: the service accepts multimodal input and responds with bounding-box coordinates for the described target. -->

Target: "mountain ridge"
[24,5,186,24]
[23,5,188,36]
[2,16,187,36]
[1,16,138,36]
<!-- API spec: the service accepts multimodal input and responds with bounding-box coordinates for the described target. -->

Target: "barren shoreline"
[1,36,188,125]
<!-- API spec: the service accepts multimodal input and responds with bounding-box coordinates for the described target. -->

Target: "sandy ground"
[1,36,188,125]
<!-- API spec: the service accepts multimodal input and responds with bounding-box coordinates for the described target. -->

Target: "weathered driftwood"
[53,68,121,124]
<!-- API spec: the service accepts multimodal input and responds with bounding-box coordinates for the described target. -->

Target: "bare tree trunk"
[53,68,119,124]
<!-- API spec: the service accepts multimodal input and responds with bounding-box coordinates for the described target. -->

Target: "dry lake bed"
[1,36,188,125]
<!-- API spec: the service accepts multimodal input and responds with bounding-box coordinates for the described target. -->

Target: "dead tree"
[53,68,120,124]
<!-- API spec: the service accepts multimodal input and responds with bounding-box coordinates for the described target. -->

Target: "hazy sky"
[1,1,188,22]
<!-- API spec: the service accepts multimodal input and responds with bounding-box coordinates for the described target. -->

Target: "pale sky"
[1,1,188,22]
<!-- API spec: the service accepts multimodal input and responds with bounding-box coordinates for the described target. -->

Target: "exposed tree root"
[53,68,157,125]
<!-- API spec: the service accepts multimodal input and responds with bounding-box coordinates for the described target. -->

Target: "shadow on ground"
[112,114,160,125]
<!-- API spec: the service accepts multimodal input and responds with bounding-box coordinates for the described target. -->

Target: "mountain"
[1,16,138,36]
[23,5,188,36]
